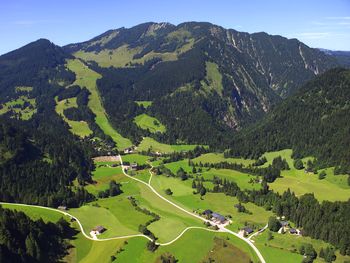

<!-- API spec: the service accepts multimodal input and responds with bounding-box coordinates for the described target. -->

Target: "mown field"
[0,95,36,120]
[66,59,132,149]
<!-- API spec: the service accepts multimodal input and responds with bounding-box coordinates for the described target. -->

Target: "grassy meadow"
[55,96,93,137]
[138,137,200,154]
[66,59,132,149]
[134,113,166,133]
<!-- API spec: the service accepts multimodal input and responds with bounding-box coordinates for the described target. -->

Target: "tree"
[160,252,177,263]
[267,231,273,241]
[165,188,173,195]
[318,171,326,180]
[200,186,207,197]
[268,217,281,232]
[192,180,197,189]
[147,240,158,252]
[294,159,304,170]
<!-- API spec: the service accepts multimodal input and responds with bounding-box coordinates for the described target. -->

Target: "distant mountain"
[227,68,350,173]
[319,48,350,67]
[63,22,339,144]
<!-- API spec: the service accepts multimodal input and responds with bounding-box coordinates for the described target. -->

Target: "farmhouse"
[130,163,138,170]
[211,212,226,224]
[57,205,67,211]
[124,146,135,154]
[92,226,106,235]
[239,226,254,237]
[203,209,213,216]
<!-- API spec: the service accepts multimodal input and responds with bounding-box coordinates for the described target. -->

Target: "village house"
[57,205,67,211]
[239,226,254,237]
[211,212,227,224]
[130,163,138,170]
[124,146,135,154]
[92,226,106,235]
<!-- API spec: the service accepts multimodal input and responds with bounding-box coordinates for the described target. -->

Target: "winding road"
[120,155,266,263]
[0,154,267,263]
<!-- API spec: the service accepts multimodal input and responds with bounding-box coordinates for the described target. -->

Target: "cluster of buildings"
[278,220,301,235]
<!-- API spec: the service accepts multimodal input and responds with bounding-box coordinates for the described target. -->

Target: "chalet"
[124,146,135,154]
[290,228,298,234]
[280,221,289,227]
[57,205,67,211]
[239,227,254,237]
[92,226,106,235]
[211,212,226,224]
[203,209,213,216]
[130,163,138,170]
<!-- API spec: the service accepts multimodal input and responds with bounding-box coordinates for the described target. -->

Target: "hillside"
[227,68,350,173]
[64,22,339,144]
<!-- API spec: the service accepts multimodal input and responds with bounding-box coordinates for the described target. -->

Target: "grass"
[163,159,193,174]
[201,62,224,95]
[55,96,93,137]
[66,59,132,149]
[150,175,272,230]
[121,153,151,165]
[116,228,259,263]
[0,96,36,120]
[253,230,350,263]
[135,101,152,108]
[74,39,195,69]
[138,137,201,154]
[192,152,255,167]
[1,204,67,223]
[134,113,166,133]
[202,168,261,190]
[201,237,252,263]
[85,165,124,195]
[15,86,33,92]
[259,149,350,201]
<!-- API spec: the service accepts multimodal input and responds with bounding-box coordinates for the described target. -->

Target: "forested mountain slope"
[64,22,338,144]
[0,39,95,206]
[227,68,350,173]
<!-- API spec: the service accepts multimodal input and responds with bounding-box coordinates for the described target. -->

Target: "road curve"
[0,202,151,242]
[120,155,266,263]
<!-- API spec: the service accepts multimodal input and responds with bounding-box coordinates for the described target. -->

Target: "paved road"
[248,224,268,240]
[120,155,266,263]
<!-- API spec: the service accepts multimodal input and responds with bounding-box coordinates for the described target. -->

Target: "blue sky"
[0,0,349,54]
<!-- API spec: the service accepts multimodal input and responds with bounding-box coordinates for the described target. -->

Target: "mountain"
[63,22,339,144]
[227,68,350,173]
[319,49,350,67]
[0,39,95,206]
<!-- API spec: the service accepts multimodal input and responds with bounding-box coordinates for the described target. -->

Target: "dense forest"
[0,39,96,207]
[227,68,350,174]
[0,206,75,262]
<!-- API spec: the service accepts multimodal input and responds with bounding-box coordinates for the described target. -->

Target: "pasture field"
[66,59,132,149]
[116,228,259,263]
[202,168,261,190]
[121,153,151,165]
[201,62,224,95]
[0,96,36,120]
[258,149,350,201]
[135,100,152,108]
[74,39,194,69]
[138,137,200,153]
[85,165,124,195]
[1,203,66,223]
[134,113,166,133]
[253,231,350,263]
[192,152,255,166]
[150,175,272,230]
[55,96,92,137]
[163,159,193,174]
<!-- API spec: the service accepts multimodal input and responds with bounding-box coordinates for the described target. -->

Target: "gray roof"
[243,227,253,233]
[93,226,106,232]
[212,212,225,222]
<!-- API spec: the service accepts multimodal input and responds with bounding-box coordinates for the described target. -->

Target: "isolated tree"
[318,171,326,180]
[165,188,173,195]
